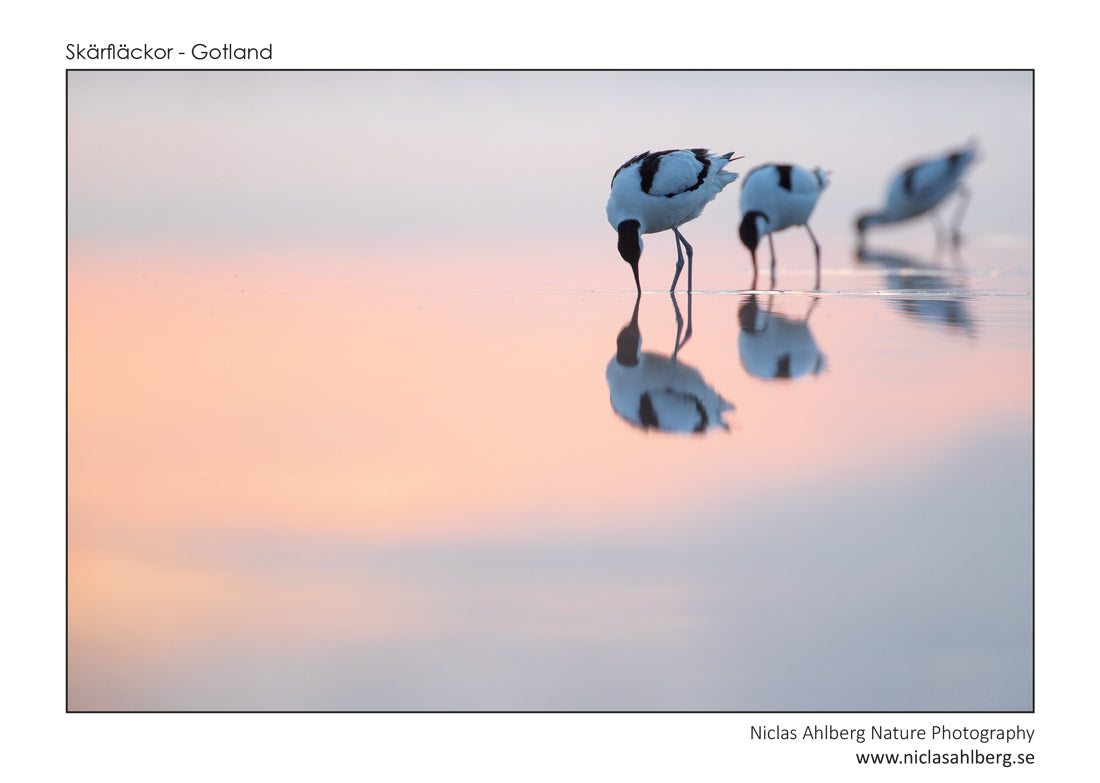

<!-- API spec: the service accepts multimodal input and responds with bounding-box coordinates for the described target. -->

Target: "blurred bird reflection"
[737,294,827,380]
[856,246,977,336]
[606,293,734,433]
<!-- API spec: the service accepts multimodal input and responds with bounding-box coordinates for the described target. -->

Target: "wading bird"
[737,163,829,288]
[855,141,978,246]
[607,149,741,293]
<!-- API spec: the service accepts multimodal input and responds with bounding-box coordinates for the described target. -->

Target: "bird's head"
[616,219,642,292]
[739,211,768,254]
[855,213,874,237]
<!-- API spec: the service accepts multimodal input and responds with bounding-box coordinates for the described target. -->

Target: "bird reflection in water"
[856,246,977,337]
[606,293,734,433]
[737,294,827,380]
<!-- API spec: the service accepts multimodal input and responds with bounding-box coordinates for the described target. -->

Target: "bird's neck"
[858,212,890,230]
[617,219,642,257]
[739,210,770,250]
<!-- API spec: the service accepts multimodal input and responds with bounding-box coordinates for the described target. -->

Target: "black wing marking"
[640,148,711,198]
[612,150,652,187]
[744,163,794,191]
[902,164,919,196]
[903,151,966,197]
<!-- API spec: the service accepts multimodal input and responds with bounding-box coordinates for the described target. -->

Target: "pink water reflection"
[68,239,1032,710]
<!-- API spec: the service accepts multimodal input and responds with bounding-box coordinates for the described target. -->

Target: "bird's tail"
[716,151,744,187]
[961,137,981,166]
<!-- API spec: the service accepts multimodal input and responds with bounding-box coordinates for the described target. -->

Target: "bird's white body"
[739,163,829,235]
[857,142,978,238]
[737,163,829,286]
[608,149,739,233]
[607,149,740,292]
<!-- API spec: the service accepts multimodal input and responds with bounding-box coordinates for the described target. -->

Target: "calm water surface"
[68,239,1032,711]
[67,71,1033,711]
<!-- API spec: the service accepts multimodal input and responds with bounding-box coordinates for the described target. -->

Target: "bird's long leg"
[766,233,778,289]
[950,185,971,246]
[932,211,947,248]
[669,231,686,292]
[686,235,694,292]
[671,228,694,293]
[765,235,783,290]
[805,223,821,290]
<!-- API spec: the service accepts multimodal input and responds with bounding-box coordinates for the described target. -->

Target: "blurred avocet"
[855,141,979,246]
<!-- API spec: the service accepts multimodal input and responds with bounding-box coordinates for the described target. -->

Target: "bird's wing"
[642,149,710,197]
[611,151,650,187]
[743,164,824,196]
[790,165,829,194]
[740,164,773,189]
[900,155,962,199]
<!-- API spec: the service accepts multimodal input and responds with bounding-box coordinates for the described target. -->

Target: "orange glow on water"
[67,246,1032,710]
[69,252,1030,540]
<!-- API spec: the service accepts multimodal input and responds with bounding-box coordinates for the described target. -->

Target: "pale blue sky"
[68,70,1032,256]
